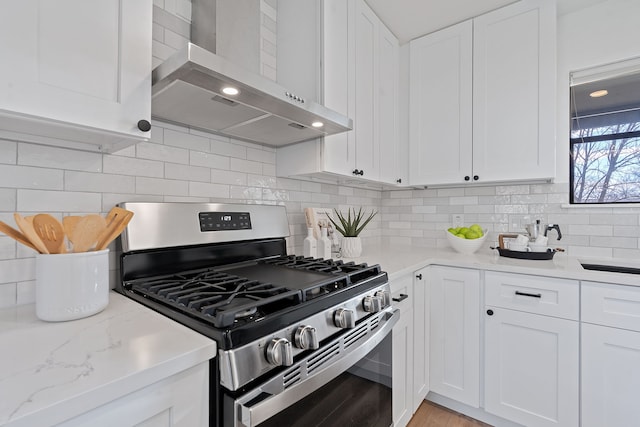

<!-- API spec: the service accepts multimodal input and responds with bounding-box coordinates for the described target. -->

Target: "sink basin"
[581,263,640,275]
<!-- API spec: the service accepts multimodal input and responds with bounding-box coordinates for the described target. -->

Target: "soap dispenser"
[303,227,317,258]
[317,226,332,259]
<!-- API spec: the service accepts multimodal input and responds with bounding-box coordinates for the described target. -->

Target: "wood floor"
[407,400,492,427]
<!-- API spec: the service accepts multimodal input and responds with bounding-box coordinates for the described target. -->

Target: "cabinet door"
[429,267,480,407]
[409,21,473,186]
[392,305,414,427]
[484,308,579,427]
[377,24,400,185]
[582,323,640,427]
[412,267,430,411]
[0,0,151,149]
[58,363,209,427]
[472,0,556,182]
[352,0,380,180]
[322,0,356,176]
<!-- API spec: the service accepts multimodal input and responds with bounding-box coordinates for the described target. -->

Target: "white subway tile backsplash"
[164,129,210,152]
[0,283,16,308]
[568,224,613,236]
[165,163,210,182]
[136,141,190,164]
[19,144,102,172]
[189,182,230,199]
[103,155,164,178]
[0,237,15,260]
[64,171,135,193]
[247,147,276,164]
[230,158,264,175]
[0,189,16,211]
[17,189,102,212]
[211,169,247,186]
[0,140,16,164]
[0,165,63,190]
[211,138,247,159]
[163,27,189,50]
[135,177,189,196]
[102,193,163,211]
[0,258,34,283]
[15,280,35,306]
[190,151,230,170]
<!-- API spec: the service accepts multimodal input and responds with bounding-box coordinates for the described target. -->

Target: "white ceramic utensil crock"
[35,249,109,321]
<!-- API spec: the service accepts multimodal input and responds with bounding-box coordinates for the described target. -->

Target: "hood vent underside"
[151,43,353,147]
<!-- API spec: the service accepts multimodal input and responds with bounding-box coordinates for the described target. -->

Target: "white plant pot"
[341,237,362,258]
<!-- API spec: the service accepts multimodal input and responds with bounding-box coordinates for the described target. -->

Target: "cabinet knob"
[352,169,360,176]
[396,178,402,184]
[359,170,364,176]
[473,175,479,181]
[464,176,470,181]
[137,119,151,132]
[416,273,423,280]
[486,309,494,316]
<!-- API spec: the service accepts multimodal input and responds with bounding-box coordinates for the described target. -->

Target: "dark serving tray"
[495,247,556,260]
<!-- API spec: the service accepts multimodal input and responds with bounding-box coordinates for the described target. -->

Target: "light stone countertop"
[2,243,638,427]
[0,292,217,427]
[342,243,640,287]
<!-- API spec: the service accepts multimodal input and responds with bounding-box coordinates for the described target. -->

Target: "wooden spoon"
[95,211,134,251]
[33,214,66,254]
[63,216,82,246]
[71,214,106,253]
[14,213,49,254]
[0,220,38,252]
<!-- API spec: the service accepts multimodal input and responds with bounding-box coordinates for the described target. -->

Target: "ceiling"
[365,0,608,44]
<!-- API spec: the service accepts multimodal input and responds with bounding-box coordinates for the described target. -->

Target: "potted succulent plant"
[326,207,377,258]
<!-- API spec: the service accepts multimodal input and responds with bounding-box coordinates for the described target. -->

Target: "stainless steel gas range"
[116,202,398,427]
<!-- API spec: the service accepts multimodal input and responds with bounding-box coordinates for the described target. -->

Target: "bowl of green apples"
[446,224,488,254]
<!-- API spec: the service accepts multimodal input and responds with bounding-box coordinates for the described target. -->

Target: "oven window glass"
[257,333,393,427]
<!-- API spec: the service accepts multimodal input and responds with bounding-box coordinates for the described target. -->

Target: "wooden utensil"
[0,220,39,252]
[94,207,133,250]
[33,214,66,254]
[71,214,106,253]
[95,210,134,251]
[63,216,82,245]
[14,213,49,254]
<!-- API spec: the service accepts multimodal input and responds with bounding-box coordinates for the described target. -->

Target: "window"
[570,60,640,204]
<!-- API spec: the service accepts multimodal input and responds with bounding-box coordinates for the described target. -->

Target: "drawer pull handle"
[515,291,542,298]
[416,274,423,280]
[393,294,409,302]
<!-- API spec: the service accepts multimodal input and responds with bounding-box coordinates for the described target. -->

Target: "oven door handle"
[236,308,399,427]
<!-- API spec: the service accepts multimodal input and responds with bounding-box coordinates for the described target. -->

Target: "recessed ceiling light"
[590,89,608,98]
[311,121,324,128]
[222,87,239,96]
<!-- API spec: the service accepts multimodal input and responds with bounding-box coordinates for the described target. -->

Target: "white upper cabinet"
[409,21,473,185]
[276,0,402,186]
[409,0,556,186]
[0,0,152,152]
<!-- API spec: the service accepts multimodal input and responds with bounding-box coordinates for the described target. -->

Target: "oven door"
[226,309,398,427]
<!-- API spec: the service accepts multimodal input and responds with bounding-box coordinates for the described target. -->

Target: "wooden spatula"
[14,213,49,254]
[95,209,134,251]
[71,214,106,253]
[33,214,66,254]
[0,220,39,252]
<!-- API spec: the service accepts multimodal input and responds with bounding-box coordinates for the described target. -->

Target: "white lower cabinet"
[412,267,430,412]
[484,271,579,427]
[58,362,209,427]
[484,308,579,427]
[581,281,640,427]
[391,274,414,427]
[428,266,480,408]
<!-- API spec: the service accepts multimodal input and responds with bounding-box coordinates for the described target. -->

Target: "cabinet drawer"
[485,271,579,320]
[390,274,413,313]
[582,281,640,332]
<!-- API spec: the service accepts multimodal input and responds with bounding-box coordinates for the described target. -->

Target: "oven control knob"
[294,325,319,350]
[363,295,383,313]
[375,290,391,307]
[266,338,293,367]
[334,308,356,329]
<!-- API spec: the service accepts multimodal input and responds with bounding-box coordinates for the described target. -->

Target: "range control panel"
[199,212,252,231]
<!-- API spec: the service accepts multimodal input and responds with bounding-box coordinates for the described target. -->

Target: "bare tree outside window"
[570,64,640,204]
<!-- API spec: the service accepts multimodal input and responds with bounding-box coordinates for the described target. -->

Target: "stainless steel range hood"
[151,43,352,146]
